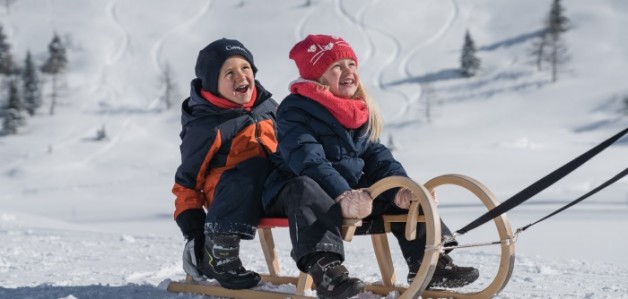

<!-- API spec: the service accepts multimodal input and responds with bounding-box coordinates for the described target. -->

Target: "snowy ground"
[1,0,628,298]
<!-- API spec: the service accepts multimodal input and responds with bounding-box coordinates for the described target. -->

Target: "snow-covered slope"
[1,0,627,298]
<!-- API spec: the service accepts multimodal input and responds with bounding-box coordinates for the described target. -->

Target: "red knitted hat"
[289,34,358,81]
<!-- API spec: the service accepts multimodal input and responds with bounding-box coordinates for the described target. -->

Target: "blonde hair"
[319,78,383,142]
[355,83,383,142]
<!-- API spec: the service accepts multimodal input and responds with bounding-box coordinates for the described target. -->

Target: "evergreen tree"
[41,33,68,115]
[546,0,570,82]
[2,109,19,135]
[0,24,16,76]
[22,51,42,116]
[532,0,570,82]
[548,0,569,36]
[2,80,25,134]
[460,30,481,77]
[7,79,21,111]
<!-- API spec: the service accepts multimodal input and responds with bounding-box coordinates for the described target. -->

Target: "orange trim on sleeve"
[172,183,204,219]
[173,131,222,219]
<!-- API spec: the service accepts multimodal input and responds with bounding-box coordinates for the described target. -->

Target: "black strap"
[456,127,628,235]
[519,166,628,232]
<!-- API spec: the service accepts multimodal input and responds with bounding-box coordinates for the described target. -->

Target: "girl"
[264,34,478,299]
[172,38,278,290]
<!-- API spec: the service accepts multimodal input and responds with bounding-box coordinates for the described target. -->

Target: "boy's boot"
[307,253,365,299]
[197,234,261,289]
[407,253,479,288]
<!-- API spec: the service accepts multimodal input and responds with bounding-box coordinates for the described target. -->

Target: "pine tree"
[0,25,16,76]
[548,0,569,36]
[532,0,570,82]
[7,79,21,111]
[546,0,570,82]
[0,24,16,76]
[22,51,42,116]
[2,109,19,135]
[41,33,68,115]
[460,30,481,77]
[2,80,25,134]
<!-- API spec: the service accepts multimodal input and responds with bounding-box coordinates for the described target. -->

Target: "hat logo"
[308,40,349,66]
[226,45,248,53]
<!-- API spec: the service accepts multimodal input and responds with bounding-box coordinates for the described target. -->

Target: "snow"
[1,0,627,298]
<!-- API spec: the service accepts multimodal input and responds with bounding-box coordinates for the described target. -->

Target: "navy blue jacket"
[173,79,278,221]
[263,94,407,209]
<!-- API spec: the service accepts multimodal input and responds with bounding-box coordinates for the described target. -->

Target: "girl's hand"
[336,189,373,219]
[394,188,438,209]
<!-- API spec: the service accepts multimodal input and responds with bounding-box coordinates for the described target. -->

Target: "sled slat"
[371,233,396,287]
[258,228,280,276]
[167,281,312,299]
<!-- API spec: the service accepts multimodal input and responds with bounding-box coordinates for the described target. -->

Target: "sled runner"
[167,175,516,299]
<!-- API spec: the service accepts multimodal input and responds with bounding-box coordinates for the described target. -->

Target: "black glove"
[175,208,206,241]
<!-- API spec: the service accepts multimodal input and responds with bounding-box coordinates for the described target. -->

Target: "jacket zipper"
[248,111,271,158]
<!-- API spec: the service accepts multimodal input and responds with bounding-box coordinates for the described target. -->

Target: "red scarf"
[200,87,257,111]
[289,80,368,129]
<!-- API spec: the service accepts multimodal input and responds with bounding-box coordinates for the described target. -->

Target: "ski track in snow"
[400,0,459,113]
[293,1,319,41]
[105,0,131,65]
[147,0,211,110]
[335,0,410,122]
[149,0,211,73]
[336,0,374,66]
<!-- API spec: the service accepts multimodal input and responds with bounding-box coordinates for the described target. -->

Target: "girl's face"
[217,55,255,104]
[320,58,359,99]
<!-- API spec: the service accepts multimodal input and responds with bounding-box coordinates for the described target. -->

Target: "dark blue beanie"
[194,38,257,95]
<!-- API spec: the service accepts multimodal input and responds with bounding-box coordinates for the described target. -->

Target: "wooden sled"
[167,175,516,299]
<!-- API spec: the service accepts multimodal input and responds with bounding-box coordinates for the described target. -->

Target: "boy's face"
[217,55,255,105]
[320,58,359,99]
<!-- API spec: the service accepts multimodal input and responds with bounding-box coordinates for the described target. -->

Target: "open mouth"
[235,83,249,94]
[340,78,355,86]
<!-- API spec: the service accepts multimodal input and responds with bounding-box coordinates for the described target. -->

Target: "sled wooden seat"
[167,175,516,299]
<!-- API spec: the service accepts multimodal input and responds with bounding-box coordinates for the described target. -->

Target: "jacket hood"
[181,78,273,126]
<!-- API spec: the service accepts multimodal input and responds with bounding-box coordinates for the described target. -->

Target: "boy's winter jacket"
[263,94,406,209]
[173,79,278,223]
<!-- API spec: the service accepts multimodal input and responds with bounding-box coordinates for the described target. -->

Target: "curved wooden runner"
[367,176,441,299]
[422,174,516,299]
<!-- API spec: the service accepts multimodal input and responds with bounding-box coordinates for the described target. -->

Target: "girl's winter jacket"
[173,79,278,222]
[263,94,407,209]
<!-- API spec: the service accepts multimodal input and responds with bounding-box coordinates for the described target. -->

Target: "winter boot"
[307,253,365,299]
[407,253,479,289]
[197,234,261,289]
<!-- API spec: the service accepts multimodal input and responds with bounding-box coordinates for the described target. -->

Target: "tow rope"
[456,127,628,236]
